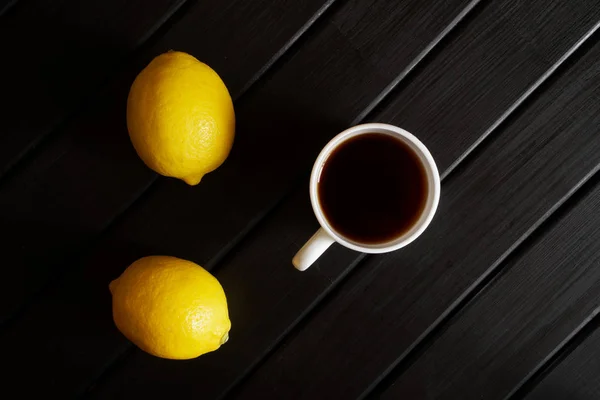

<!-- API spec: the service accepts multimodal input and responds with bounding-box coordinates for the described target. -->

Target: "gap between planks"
[502,170,600,400]
[361,22,600,399]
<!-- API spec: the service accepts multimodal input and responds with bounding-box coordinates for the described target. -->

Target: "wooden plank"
[525,319,600,400]
[86,1,600,399]
[0,0,335,322]
[228,20,600,400]
[0,0,187,175]
[378,180,600,399]
[0,0,477,396]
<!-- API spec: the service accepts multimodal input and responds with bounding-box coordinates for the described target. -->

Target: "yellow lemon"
[109,256,231,360]
[127,51,235,185]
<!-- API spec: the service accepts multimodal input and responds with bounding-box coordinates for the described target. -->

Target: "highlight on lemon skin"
[109,256,231,360]
[126,51,235,186]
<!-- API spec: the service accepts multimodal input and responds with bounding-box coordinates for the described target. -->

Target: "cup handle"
[293,228,335,271]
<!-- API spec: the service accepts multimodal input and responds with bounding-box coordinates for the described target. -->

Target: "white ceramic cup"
[292,123,441,271]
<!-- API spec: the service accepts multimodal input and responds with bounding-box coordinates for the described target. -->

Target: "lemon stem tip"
[220,332,229,345]
[182,175,203,185]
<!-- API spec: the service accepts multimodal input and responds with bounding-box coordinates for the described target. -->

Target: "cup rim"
[309,123,441,254]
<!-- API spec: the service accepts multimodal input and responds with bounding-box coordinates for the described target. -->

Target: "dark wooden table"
[2,0,600,398]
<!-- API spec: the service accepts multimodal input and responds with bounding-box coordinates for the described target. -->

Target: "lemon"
[109,256,231,360]
[127,51,235,185]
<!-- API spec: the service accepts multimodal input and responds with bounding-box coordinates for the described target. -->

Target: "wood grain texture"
[230,17,600,400]
[0,0,186,176]
[525,318,600,400]
[372,0,600,173]
[0,0,333,323]
[0,0,475,396]
[88,1,600,398]
[379,177,600,397]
